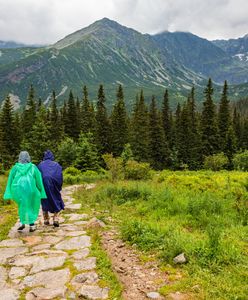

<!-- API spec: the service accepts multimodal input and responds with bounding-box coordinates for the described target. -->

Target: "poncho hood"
[15,162,33,175]
[43,150,54,161]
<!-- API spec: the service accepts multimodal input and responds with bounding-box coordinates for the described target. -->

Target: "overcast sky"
[0,0,247,45]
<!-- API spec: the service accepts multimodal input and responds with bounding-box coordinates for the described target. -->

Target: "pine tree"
[148,96,166,169]
[201,78,219,156]
[111,85,128,156]
[130,90,149,162]
[224,126,237,169]
[21,105,51,163]
[95,84,111,154]
[81,86,96,134]
[65,90,80,139]
[162,89,172,148]
[187,87,202,169]
[0,95,17,167]
[233,107,242,149]
[22,85,37,137]
[49,91,63,150]
[74,133,100,171]
[218,81,230,151]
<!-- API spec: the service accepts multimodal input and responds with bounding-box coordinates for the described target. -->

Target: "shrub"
[233,150,248,171]
[102,154,124,181]
[64,166,81,176]
[203,152,228,171]
[124,160,151,180]
[57,137,78,169]
[74,133,100,171]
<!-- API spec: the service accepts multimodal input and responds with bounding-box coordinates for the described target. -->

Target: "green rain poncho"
[4,162,47,224]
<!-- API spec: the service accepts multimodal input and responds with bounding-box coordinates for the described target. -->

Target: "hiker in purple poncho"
[38,150,64,227]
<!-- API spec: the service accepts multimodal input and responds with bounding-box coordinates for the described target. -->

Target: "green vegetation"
[76,170,248,300]
[0,174,17,241]
[90,232,123,299]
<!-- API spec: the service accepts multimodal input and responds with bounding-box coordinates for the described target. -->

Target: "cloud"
[0,0,247,44]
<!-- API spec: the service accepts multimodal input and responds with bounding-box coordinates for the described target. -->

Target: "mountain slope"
[0,18,204,107]
[152,31,248,85]
[213,34,248,62]
[0,18,247,108]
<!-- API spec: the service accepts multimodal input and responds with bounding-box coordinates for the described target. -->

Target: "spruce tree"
[233,107,242,150]
[0,95,17,167]
[22,85,37,133]
[218,81,230,151]
[148,96,166,169]
[65,90,80,139]
[224,126,237,169]
[111,85,128,156]
[81,85,96,134]
[130,90,149,162]
[49,91,63,150]
[187,87,202,169]
[201,78,219,156]
[162,89,172,149]
[95,84,111,154]
[21,105,51,163]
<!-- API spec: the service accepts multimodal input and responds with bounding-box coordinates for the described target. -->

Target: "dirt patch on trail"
[101,229,168,300]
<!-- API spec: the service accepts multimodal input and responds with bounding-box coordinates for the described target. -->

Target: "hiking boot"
[17,224,25,231]
[29,225,36,232]
[53,221,59,227]
[44,220,50,226]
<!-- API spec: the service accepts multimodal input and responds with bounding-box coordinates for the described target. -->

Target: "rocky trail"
[0,184,183,300]
[0,184,108,300]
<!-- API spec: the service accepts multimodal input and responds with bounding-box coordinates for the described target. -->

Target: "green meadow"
[75,170,248,300]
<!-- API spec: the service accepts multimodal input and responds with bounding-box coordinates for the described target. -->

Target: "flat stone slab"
[0,266,7,288]
[71,248,90,260]
[22,268,70,288]
[30,256,66,274]
[26,286,67,300]
[55,236,91,250]
[65,213,89,221]
[42,236,63,244]
[79,285,109,300]
[65,231,86,237]
[0,288,20,300]
[22,236,42,246]
[74,257,96,271]
[0,239,24,247]
[0,247,28,264]
[66,204,81,210]
[9,267,28,279]
[74,220,89,226]
[32,244,51,251]
[71,271,99,286]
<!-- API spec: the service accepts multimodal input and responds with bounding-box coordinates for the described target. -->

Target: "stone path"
[0,184,109,300]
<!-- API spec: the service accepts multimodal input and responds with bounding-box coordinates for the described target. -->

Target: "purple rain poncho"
[38,150,64,213]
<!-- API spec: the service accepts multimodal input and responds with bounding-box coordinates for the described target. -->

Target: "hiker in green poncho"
[4,151,47,232]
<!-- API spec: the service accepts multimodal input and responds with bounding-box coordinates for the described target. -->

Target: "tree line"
[0,78,247,170]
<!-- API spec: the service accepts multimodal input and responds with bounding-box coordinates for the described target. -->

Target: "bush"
[203,152,228,171]
[102,154,124,181]
[64,166,81,176]
[233,151,248,171]
[57,137,78,169]
[124,160,151,180]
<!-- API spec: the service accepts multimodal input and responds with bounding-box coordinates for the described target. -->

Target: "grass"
[89,231,123,300]
[0,174,18,241]
[76,170,248,300]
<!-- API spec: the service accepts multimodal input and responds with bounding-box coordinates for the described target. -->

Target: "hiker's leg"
[43,211,50,225]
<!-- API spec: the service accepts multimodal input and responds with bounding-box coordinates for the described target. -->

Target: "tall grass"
[76,171,248,299]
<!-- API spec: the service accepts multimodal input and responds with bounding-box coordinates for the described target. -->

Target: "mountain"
[213,34,248,62]
[0,41,28,48]
[152,31,248,85]
[0,18,248,109]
